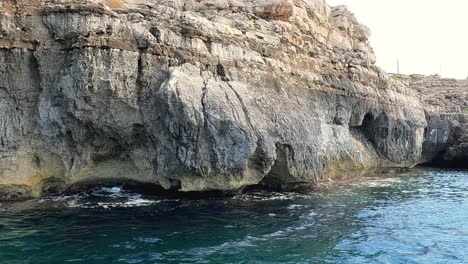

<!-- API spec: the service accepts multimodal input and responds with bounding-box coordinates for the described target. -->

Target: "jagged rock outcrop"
[396,74,468,168]
[0,0,426,199]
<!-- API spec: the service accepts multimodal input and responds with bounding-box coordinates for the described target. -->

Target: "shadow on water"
[0,169,467,264]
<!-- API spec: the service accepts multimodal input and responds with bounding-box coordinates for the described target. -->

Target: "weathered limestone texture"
[396,74,467,168]
[0,0,427,199]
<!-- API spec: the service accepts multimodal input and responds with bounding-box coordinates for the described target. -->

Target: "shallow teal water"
[0,169,467,264]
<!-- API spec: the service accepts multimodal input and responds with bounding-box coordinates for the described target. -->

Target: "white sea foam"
[135,237,163,243]
[232,192,312,202]
[287,204,306,210]
[67,196,160,209]
[266,230,286,237]
[102,187,122,193]
[352,177,403,188]
[37,187,161,209]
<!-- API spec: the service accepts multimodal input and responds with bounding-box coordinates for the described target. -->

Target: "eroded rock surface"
[0,0,426,199]
[396,74,468,168]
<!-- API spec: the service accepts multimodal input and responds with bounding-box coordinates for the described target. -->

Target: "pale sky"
[326,0,468,79]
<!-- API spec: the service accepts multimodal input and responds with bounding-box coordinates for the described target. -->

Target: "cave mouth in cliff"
[246,143,312,192]
[361,113,375,135]
[260,144,295,189]
[66,179,171,196]
[350,112,377,145]
[422,155,468,169]
[64,178,238,199]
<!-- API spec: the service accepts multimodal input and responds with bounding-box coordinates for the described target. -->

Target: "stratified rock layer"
[0,0,426,199]
[397,74,467,168]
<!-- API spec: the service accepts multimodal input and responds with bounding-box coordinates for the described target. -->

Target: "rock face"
[397,74,468,168]
[422,113,467,168]
[0,0,427,199]
[397,74,468,113]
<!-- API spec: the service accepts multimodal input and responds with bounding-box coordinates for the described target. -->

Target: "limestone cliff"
[395,74,467,168]
[0,0,426,199]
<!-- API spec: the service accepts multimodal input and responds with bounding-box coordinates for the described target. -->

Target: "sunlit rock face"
[0,0,426,199]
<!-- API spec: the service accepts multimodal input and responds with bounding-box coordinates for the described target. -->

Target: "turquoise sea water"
[0,169,467,264]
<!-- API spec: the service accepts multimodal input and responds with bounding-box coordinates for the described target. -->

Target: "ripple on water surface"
[0,169,467,264]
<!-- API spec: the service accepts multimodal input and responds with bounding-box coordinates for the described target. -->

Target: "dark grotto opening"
[244,143,313,193]
[420,123,468,169]
[349,112,377,145]
[421,150,468,169]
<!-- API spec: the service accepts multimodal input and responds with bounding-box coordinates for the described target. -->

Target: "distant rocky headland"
[0,0,465,200]
[391,74,467,168]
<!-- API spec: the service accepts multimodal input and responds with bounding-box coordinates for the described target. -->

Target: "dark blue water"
[0,169,467,264]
